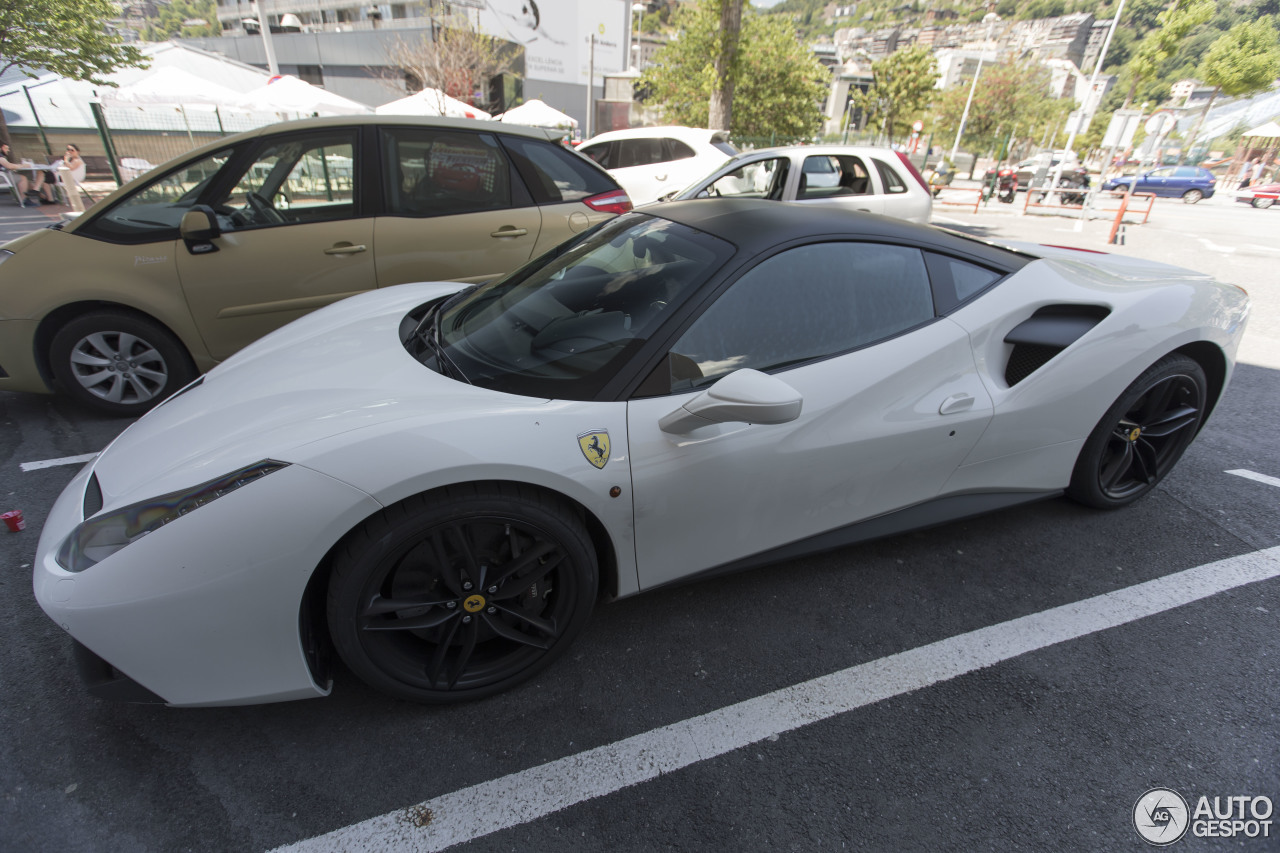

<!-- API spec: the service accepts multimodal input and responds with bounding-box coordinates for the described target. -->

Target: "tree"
[1122,0,1214,108]
[708,0,745,131]
[1184,19,1280,160]
[640,6,827,141]
[140,0,218,41]
[0,0,148,143]
[386,22,520,112]
[932,60,1068,158]
[853,45,938,143]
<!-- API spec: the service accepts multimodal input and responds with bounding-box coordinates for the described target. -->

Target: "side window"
[665,243,934,391]
[1173,166,1199,178]
[799,155,870,198]
[381,128,512,217]
[501,135,618,204]
[701,157,789,199]
[580,142,614,169]
[664,139,696,161]
[1150,167,1175,178]
[82,148,234,242]
[925,252,1003,313]
[215,132,357,232]
[617,138,667,168]
[872,158,909,193]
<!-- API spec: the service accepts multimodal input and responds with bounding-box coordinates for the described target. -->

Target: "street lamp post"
[950,13,999,173]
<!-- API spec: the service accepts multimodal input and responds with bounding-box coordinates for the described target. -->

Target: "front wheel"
[1182,189,1204,204]
[1067,355,1207,509]
[49,311,196,416]
[1252,197,1274,209]
[327,485,598,703]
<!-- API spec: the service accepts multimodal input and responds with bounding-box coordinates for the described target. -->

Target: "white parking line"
[1226,469,1280,489]
[1198,237,1236,254]
[19,452,99,473]
[274,545,1280,853]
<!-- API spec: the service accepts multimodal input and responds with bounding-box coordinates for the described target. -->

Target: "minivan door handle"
[490,227,528,238]
[324,243,367,255]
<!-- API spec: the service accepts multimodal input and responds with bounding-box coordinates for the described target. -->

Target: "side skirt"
[655,490,1063,591]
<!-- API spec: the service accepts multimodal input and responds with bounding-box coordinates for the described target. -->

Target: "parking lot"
[2,192,1278,851]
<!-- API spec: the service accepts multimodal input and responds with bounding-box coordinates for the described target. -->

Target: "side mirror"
[180,205,220,254]
[659,368,803,434]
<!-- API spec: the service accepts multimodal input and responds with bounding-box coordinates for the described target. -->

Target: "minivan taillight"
[895,151,933,195]
[583,190,633,214]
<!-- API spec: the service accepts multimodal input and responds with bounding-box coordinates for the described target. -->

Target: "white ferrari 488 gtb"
[35,200,1249,707]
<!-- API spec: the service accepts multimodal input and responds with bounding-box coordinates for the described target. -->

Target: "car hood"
[92,282,552,506]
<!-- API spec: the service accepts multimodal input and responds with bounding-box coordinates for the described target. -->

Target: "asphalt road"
[2,193,1278,852]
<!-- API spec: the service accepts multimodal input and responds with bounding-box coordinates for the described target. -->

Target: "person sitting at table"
[0,142,57,205]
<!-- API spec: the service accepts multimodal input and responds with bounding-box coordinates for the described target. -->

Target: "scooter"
[983,166,1018,203]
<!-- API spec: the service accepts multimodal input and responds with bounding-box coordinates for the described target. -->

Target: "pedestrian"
[1240,158,1259,189]
[0,142,57,205]
[1250,158,1265,186]
[59,143,86,185]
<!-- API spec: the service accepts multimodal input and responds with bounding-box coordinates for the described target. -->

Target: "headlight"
[56,460,288,573]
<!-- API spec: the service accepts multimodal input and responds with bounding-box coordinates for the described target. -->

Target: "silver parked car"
[664,145,933,223]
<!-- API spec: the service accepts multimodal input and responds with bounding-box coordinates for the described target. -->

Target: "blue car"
[1102,165,1216,203]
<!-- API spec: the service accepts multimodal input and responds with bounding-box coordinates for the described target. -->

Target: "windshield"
[431,213,734,399]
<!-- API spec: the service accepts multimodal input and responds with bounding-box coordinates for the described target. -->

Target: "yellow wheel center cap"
[463,594,486,613]
[1128,427,1142,442]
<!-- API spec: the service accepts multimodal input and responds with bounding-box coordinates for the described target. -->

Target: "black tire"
[327,484,598,703]
[49,311,197,416]
[1067,355,1207,509]
[1182,189,1204,204]
[1252,197,1274,210]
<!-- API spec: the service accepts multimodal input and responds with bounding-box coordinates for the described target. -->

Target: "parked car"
[665,145,933,224]
[34,199,1247,707]
[578,126,737,206]
[1234,182,1280,209]
[0,116,631,415]
[1102,165,1217,203]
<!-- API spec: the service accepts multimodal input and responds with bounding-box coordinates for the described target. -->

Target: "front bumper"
[35,460,383,707]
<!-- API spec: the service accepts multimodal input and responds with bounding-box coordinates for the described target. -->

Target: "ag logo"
[1134,788,1190,845]
[577,430,610,469]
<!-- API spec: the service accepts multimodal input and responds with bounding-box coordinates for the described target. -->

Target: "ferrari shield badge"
[577,430,611,469]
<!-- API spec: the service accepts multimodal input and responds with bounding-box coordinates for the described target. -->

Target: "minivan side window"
[381,128,515,217]
[501,136,618,203]
[79,148,234,243]
[217,131,358,231]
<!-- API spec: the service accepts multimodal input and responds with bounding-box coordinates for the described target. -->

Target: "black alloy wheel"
[1067,354,1207,509]
[328,485,597,703]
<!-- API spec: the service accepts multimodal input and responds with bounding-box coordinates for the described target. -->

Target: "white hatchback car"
[579,126,737,206]
[668,145,933,224]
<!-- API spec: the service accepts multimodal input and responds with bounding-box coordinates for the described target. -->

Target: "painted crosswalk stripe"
[19,452,99,472]
[1226,469,1280,489]
[273,545,1280,853]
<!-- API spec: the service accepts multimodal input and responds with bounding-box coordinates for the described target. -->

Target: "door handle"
[324,243,367,255]
[939,393,975,415]
[655,173,667,181]
[490,228,528,238]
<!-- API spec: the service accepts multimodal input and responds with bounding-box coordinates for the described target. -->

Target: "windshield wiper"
[412,305,470,385]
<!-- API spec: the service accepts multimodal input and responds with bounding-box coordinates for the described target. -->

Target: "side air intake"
[1004,305,1109,386]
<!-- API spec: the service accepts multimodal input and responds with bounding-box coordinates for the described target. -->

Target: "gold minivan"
[0,116,630,414]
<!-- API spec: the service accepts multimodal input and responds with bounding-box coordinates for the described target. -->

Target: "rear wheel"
[1252,197,1274,209]
[1067,355,1207,509]
[49,311,196,416]
[1182,189,1204,204]
[327,485,598,703]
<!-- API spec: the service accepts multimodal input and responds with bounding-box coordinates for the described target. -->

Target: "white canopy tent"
[495,99,577,129]
[376,88,492,120]
[100,68,244,110]
[233,75,372,116]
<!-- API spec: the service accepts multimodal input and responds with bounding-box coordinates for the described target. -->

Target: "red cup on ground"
[2,510,25,532]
